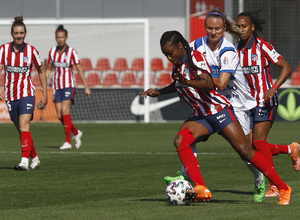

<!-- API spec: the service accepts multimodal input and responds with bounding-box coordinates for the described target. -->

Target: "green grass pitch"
[0,122,299,219]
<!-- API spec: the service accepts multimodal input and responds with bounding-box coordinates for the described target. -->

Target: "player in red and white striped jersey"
[140,30,291,205]
[0,16,48,171]
[46,25,91,150]
[236,11,299,202]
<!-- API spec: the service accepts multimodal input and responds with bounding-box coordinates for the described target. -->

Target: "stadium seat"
[155,72,173,86]
[166,61,173,72]
[74,73,84,86]
[32,74,41,87]
[80,58,94,72]
[290,70,300,85]
[113,58,129,72]
[87,72,101,86]
[138,73,155,86]
[103,72,119,86]
[131,58,144,72]
[95,58,111,72]
[121,72,137,86]
[150,58,164,72]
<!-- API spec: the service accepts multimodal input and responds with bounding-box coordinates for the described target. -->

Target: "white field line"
[0,151,235,155]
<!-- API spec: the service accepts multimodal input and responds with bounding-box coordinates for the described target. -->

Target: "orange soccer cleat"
[277,185,292,205]
[185,185,212,202]
[289,142,300,171]
[265,185,279,197]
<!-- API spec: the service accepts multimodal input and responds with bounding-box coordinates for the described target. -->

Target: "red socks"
[21,131,38,159]
[250,151,288,190]
[253,140,289,186]
[61,115,78,139]
[177,127,205,186]
[62,114,72,144]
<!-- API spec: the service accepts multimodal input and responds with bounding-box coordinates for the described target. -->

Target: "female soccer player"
[0,16,48,170]
[46,25,91,150]
[165,10,265,203]
[236,11,300,197]
[141,30,292,205]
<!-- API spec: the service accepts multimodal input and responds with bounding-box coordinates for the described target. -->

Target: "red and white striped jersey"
[48,45,79,90]
[0,42,42,101]
[236,36,281,107]
[176,50,231,117]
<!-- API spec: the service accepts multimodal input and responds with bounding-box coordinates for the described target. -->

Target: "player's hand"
[263,87,277,103]
[176,72,188,86]
[85,87,91,98]
[139,89,160,98]
[38,94,48,109]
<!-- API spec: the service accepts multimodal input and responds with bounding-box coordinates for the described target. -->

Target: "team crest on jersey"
[251,54,258,62]
[23,56,29,63]
[223,57,229,65]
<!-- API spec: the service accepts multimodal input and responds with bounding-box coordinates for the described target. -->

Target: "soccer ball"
[165,179,193,206]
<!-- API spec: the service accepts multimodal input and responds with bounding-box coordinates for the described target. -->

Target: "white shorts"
[234,109,251,135]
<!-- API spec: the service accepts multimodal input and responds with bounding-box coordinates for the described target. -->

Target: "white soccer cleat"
[73,130,83,149]
[60,142,72,150]
[14,162,29,171]
[30,157,41,170]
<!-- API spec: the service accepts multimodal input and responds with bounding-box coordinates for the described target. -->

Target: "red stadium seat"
[138,73,155,86]
[103,72,119,86]
[131,58,144,72]
[113,58,129,72]
[150,58,164,72]
[166,61,173,72]
[95,58,111,72]
[74,73,84,86]
[290,70,300,85]
[80,58,93,72]
[32,74,41,87]
[121,72,137,86]
[155,72,173,86]
[87,73,101,86]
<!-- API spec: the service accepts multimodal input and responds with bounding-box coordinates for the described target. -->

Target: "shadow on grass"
[0,167,14,170]
[211,189,252,195]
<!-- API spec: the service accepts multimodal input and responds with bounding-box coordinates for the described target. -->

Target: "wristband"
[272,84,279,90]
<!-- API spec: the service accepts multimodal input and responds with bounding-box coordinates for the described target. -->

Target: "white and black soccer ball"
[165,179,193,206]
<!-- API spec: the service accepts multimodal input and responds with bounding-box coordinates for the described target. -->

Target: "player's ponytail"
[11,16,26,33]
[56,24,68,36]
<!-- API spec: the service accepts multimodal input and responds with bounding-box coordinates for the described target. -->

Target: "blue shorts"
[186,107,237,135]
[53,87,75,103]
[250,105,278,129]
[6,96,35,123]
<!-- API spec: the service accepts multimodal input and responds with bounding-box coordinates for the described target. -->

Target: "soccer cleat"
[60,142,72,150]
[288,142,300,171]
[73,130,83,149]
[14,162,28,171]
[163,171,186,185]
[265,185,279,197]
[253,176,266,202]
[185,185,212,202]
[277,185,292,205]
[30,157,41,170]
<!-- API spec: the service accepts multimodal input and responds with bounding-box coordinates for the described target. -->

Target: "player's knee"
[238,144,255,161]
[173,135,183,149]
[174,127,195,150]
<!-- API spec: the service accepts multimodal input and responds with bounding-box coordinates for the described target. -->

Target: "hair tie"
[207,12,225,18]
